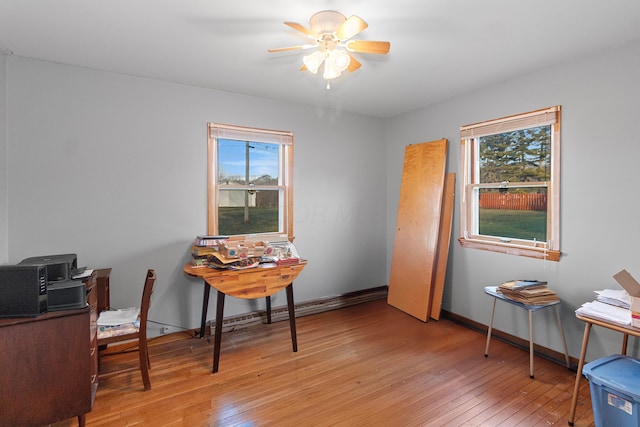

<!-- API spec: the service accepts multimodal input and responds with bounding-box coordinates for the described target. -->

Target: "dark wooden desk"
[184,261,307,373]
[0,308,92,426]
[0,269,111,426]
[568,314,640,425]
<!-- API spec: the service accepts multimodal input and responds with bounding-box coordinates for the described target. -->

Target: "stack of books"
[191,235,228,267]
[194,235,227,247]
[497,280,559,305]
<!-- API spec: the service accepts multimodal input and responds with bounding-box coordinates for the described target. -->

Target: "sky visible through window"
[218,139,279,180]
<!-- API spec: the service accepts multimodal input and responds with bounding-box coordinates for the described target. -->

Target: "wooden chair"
[97,269,156,390]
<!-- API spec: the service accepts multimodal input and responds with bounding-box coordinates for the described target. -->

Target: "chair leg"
[139,340,151,390]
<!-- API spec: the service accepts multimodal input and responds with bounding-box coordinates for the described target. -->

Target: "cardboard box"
[613,269,640,328]
[219,239,273,259]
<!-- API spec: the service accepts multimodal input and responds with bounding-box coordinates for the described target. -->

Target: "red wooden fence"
[479,193,547,211]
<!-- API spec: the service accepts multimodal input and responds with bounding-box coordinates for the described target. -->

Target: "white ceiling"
[1,0,640,118]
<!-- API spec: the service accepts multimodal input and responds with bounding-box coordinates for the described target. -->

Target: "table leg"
[286,284,298,352]
[199,280,211,338]
[266,296,272,324]
[212,291,225,373]
[528,309,534,378]
[554,306,571,368]
[484,298,497,357]
[622,333,629,355]
[568,322,592,426]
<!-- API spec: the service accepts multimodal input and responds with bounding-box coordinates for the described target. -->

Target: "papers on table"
[595,289,631,309]
[576,289,634,326]
[576,300,632,326]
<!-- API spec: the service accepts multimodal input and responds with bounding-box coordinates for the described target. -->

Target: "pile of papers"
[97,307,139,326]
[497,280,559,305]
[190,235,302,270]
[576,289,632,326]
[96,307,140,339]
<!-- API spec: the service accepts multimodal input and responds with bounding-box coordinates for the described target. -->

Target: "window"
[459,106,561,261]
[208,123,294,242]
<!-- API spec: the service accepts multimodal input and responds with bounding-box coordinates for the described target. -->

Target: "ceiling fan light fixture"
[331,49,351,71]
[269,10,390,89]
[323,49,350,81]
[323,59,341,81]
[303,51,325,74]
[309,11,346,36]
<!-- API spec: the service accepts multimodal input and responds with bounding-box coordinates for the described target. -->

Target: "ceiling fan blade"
[336,15,368,41]
[346,40,390,55]
[268,44,316,53]
[347,54,361,72]
[284,21,317,39]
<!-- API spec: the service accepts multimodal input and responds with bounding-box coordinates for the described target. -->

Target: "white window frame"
[459,106,561,261]
[207,123,295,242]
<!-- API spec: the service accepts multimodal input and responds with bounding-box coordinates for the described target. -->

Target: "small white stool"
[484,286,570,378]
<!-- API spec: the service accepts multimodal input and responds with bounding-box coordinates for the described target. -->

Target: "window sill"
[458,237,560,262]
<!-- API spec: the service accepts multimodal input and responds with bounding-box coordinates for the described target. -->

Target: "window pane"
[218,190,280,235]
[478,187,547,241]
[209,123,293,241]
[218,139,279,185]
[478,126,551,184]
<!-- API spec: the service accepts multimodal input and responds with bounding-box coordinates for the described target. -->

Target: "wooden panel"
[430,173,455,320]
[387,139,448,321]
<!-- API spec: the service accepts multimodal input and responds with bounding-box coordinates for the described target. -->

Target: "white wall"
[386,40,640,362]
[8,40,640,363]
[5,57,388,335]
[0,52,7,264]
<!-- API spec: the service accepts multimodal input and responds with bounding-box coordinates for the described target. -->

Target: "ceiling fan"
[268,10,391,89]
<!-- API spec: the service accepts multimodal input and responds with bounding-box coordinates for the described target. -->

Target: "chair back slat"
[138,269,156,336]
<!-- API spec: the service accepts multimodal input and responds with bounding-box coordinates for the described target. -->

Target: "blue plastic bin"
[583,355,640,427]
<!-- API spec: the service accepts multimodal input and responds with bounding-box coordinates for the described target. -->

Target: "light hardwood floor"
[56,298,594,426]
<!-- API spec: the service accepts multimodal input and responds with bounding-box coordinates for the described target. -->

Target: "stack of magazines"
[497,280,559,305]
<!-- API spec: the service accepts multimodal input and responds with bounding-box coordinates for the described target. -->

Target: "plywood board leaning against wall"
[387,139,448,322]
[430,172,455,320]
